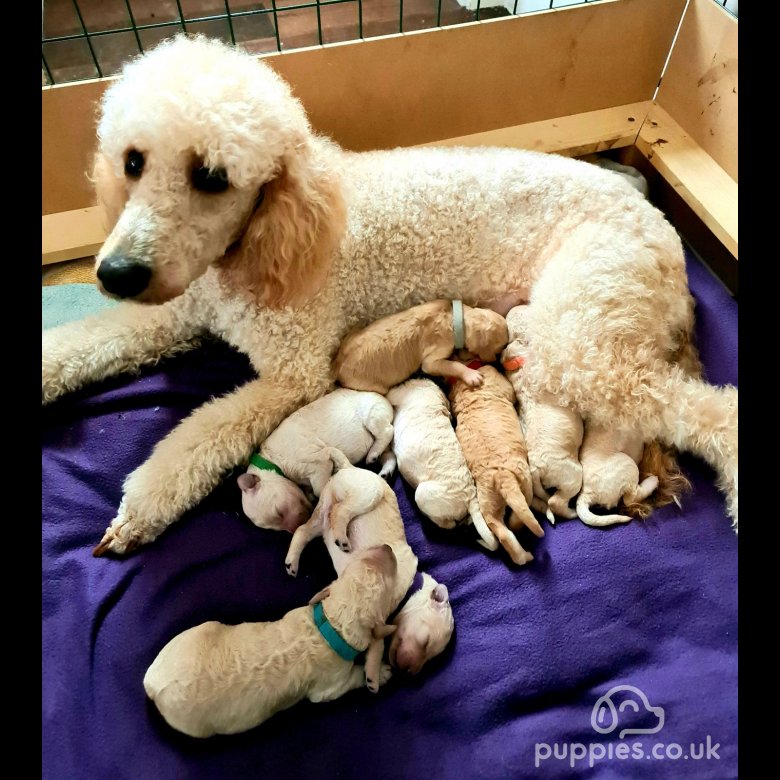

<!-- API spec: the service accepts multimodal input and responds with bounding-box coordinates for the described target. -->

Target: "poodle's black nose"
[97,255,152,298]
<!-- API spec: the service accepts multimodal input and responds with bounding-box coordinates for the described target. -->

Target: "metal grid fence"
[42,0,736,87]
[41,0,599,86]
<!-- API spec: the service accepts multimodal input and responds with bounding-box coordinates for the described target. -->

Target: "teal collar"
[312,602,361,662]
[452,300,465,350]
[249,453,285,477]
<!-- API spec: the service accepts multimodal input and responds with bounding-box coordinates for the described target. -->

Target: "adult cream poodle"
[41,35,738,555]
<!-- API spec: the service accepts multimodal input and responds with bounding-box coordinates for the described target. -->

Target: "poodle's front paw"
[366,663,393,694]
[462,369,484,387]
[284,558,298,577]
[378,460,396,481]
[92,501,156,557]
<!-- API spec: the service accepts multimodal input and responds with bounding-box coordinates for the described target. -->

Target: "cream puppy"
[238,388,395,531]
[576,424,659,527]
[285,451,455,680]
[503,305,584,523]
[385,378,497,550]
[143,544,399,738]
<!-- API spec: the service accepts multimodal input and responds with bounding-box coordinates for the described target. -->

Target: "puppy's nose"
[97,255,152,298]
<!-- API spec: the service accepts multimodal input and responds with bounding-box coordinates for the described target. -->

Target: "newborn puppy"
[286,451,455,682]
[144,545,399,738]
[576,424,659,527]
[503,305,583,523]
[448,364,544,565]
[386,378,497,550]
[238,389,395,531]
[335,300,508,394]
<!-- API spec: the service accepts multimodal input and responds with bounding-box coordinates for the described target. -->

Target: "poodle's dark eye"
[192,165,230,194]
[124,150,144,178]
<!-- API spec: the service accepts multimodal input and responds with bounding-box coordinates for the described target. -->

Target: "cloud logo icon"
[591,685,665,739]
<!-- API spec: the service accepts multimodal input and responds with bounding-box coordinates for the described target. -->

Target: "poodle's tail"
[640,366,738,529]
[576,494,632,528]
[467,496,499,551]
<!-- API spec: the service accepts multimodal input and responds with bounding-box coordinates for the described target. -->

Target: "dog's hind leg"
[43,293,200,405]
[94,375,321,555]
[499,471,545,538]
[362,397,395,464]
[476,481,533,566]
[285,494,329,577]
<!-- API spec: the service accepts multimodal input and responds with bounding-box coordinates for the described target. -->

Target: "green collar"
[312,602,360,662]
[452,299,465,350]
[249,453,285,477]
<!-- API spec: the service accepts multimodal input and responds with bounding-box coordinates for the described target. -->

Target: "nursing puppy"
[576,424,659,527]
[448,364,544,565]
[503,305,583,523]
[285,451,455,681]
[385,378,497,550]
[238,388,394,531]
[144,544,399,738]
[335,300,508,394]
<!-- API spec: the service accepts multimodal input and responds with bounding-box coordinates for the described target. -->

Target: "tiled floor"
[42,0,510,84]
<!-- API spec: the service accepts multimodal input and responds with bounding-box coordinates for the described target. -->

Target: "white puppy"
[576,424,659,527]
[385,378,497,550]
[285,451,454,682]
[503,306,583,523]
[238,389,395,531]
[144,544,399,738]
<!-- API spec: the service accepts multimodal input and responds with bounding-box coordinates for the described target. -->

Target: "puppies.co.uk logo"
[534,685,721,769]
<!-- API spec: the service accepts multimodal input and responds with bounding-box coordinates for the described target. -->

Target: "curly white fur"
[238,388,395,531]
[143,545,399,737]
[41,36,737,556]
[285,451,454,679]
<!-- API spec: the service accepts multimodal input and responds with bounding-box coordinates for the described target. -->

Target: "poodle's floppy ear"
[91,152,128,232]
[308,586,331,606]
[227,140,346,309]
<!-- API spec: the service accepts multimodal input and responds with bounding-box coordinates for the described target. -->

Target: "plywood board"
[636,104,737,259]
[655,0,737,181]
[43,0,685,215]
[420,101,649,158]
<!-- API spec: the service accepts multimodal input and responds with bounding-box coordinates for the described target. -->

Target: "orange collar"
[503,355,525,371]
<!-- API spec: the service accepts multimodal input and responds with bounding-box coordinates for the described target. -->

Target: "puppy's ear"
[372,624,397,639]
[226,140,346,309]
[237,473,259,492]
[308,586,331,606]
[432,584,449,604]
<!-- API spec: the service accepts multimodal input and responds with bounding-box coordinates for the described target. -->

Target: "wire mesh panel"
[42,0,608,86]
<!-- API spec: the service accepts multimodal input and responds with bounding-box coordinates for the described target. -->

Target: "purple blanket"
[42,252,737,779]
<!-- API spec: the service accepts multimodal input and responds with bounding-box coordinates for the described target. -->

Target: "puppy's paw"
[463,369,484,387]
[285,559,298,578]
[335,537,352,553]
[367,663,393,693]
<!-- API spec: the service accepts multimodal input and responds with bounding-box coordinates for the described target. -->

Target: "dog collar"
[389,571,425,621]
[312,602,361,662]
[445,359,486,386]
[452,300,465,350]
[503,356,525,371]
[249,453,285,477]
